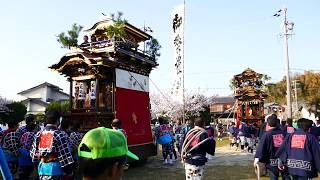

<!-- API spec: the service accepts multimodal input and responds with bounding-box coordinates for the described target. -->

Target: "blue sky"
[1,0,320,100]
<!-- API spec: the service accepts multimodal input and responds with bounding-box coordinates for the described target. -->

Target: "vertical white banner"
[171,4,184,103]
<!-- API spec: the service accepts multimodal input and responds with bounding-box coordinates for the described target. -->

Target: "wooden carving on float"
[233,68,268,127]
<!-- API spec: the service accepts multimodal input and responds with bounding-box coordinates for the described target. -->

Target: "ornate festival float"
[232,68,268,127]
[50,15,159,160]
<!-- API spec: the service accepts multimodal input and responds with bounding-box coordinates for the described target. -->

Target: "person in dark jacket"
[1,120,19,177]
[18,114,40,180]
[30,110,75,180]
[183,117,215,180]
[254,115,290,180]
[276,118,320,180]
[238,121,247,150]
[228,122,237,148]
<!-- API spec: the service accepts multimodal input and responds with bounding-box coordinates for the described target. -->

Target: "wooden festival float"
[233,68,268,127]
[49,16,158,160]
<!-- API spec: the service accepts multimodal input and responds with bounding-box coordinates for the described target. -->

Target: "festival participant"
[30,110,74,180]
[78,127,139,180]
[111,118,130,169]
[276,118,320,180]
[173,119,184,156]
[254,115,290,180]
[16,114,41,139]
[310,123,320,143]
[18,114,40,180]
[1,120,19,177]
[183,119,194,135]
[284,118,295,135]
[182,117,215,180]
[252,123,259,149]
[69,122,83,153]
[79,35,89,47]
[246,124,256,154]
[155,117,174,165]
[111,119,127,138]
[238,121,247,150]
[228,122,237,148]
[259,114,278,138]
[216,121,224,141]
[169,120,178,161]
[205,120,215,160]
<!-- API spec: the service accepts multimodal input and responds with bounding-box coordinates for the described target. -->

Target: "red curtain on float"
[115,87,153,146]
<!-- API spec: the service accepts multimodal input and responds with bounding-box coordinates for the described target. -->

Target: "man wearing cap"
[78,127,139,180]
[30,110,74,180]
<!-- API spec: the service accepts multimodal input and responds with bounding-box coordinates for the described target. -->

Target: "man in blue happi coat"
[254,115,290,180]
[276,118,320,180]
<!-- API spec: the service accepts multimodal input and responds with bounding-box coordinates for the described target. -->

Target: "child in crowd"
[111,119,127,138]
[111,119,129,169]
[216,121,224,141]
[155,117,174,165]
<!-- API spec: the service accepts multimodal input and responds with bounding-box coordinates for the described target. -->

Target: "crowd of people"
[227,121,259,153]
[153,117,216,180]
[0,110,135,180]
[3,109,320,180]
[254,114,320,180]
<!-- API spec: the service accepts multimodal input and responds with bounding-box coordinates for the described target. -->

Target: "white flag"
[171,4,184,103]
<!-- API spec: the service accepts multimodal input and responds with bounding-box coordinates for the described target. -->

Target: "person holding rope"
[181,117,215,180]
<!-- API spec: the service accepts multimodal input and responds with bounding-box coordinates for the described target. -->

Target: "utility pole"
[274,8,295,118]
[293,80,299,111]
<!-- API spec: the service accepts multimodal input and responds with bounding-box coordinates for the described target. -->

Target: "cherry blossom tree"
[150,89,211,121]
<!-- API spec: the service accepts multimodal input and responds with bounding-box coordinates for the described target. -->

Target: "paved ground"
[124,145,258,180]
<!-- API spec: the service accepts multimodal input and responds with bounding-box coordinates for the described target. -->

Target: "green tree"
[57,23,83,49]
[35,113,46,124]
[46,101,70,114]
[104,12,127,40]
[0,102,27,124]
[265,79,286,103]
[146,38,161,60]
[266,71,320,117]
[297,71,320,117]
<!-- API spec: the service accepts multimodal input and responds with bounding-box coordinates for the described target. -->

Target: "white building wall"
[20,87,45,100]
[29,103,46,114]
[21,101,31,112]
[44,86,50,102]
[50,90,69,101]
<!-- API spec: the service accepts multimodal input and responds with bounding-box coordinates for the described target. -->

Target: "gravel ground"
[124,145,259,180]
